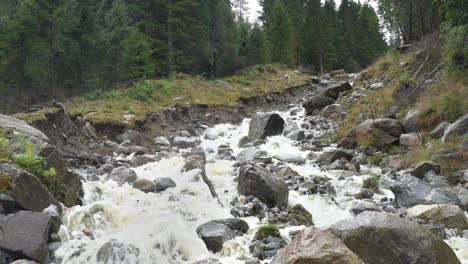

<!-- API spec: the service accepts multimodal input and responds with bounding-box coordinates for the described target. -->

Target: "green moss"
[368,154,384,166]
[362,175,381,192]
[0,172,12,192]
[255,225,281,240]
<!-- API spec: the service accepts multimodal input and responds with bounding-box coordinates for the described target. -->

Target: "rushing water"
[54,107,468,264]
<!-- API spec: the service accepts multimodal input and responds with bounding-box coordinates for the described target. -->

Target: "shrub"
[368,154,383,166]
[444,25,468,74]
[255,225,281,240]
[362,175,381,192]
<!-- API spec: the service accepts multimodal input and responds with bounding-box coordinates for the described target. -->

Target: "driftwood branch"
[200,156,223,206]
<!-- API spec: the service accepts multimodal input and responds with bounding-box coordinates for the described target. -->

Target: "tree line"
[0,0,388,106]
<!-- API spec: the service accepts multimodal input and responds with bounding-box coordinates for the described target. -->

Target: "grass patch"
[15,65,311,126]
[368,154,384,166]
[362,175,381,192]
[255,225,281,240]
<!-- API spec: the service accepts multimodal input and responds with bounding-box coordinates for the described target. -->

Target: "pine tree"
[321,0,339,71]
[303,0,323,72]
[232,0,250,22]
[269,0,293,65]
[246,23,268,65]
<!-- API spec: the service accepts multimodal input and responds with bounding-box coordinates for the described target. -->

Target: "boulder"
[183,156,203,171]
[104,140,130,155]
[430,122,450,138]
[193,259,222,264]
[331,148,354,162]
[115,130,142,145]
[0,211,53,263]
[0,163,58,212]
[407,204,468,232]
[390,175,461,208]
[340,118,404,148]
[370,82,385,90]
[238,163,288,209]
[0,114,49,143]
[271,227,362,264]
[154,136,170,147]
[96,240,140,263]
[107,167,137,186]
[288,204,314,226]
[173,137,201,149]
[442,114,468,142]
[153,177,176,192]
[238,136,251,148]
[302,96,335,116]
[329,211,461,264]
[236,148,270,163]
[411,161,439,179]
[248,113,285,141]
[351,200,381,215]
[404,110,419,133]
[286,130,306,141]
[132,178,156,193]
[400,133,421,148]
[196,219,249,253]
[129,155,157,168]
[321,82,352,100]
[275,166,300,178]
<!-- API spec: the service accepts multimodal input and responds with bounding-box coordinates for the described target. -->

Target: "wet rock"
[411,161,439,179]
[321,81,352,100]
[286,130,306,141]
[0,114,49,143]
[329,211,460,264]
[0,163,58,212]
[403,110,419,133]
[153,177,176,192]
[130,155,157,167]
[331,148,354,162]
[196,219,248,253]
[238,136,251,148]
[132,179,156,193]
[192,259,222,264]
[173,137,201,149]
[370,82,385,90]
[288,204,314,226]
[0,193,22,215]
[390,174,461,208]
[339,118,404,149]
[351,200,381,215]
[104,140,130,155]
[407,204,468,232]
[108,167,137,186]
[183,156,203,171]
[400,133,421,148]
[116,130,142,145]
[236,148,270,163]
[430,122,450,138]
[302,96,335,116]
[271,227,362,264]
[238,163,288,209]
[454,186,468,210]
[248,112,285,141]
[275,165,300,178]
[154,136,170,147]
[98,164,114,174]
[96,240,140,263]
[442,114,468,142]
[274,153,305,164]
[0,211,53,262]
[354,189,374,199]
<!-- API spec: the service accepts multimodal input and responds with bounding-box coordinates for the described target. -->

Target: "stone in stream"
[350,200,381,215]
[339,118,404,149]
[248,112,285,141]
[129,155,157,168]
[390,175,461,207]
[236,148,270,163]
[154,136,171,147]
[104,140,130,155]
[331,148,354,162]
[115,130,142,145]
[107,167,137,186]
[183,155,203,171]
[196,219,249,253]
[442,114,468,142]
[238,163,289,209]
[132,178,156,193]
[173,137,201,149]
[302,95,335,116]
[0,163,58,212]
[271,227,362,264]
[328,211,461,264]
[287,204,314,226]
[0,211,54,263]
[153,177,176,192]
[286,130,306,141]
[96,240,140,263]
[237,136,251,148]
[192,259,222,264]
[407,204,468,232]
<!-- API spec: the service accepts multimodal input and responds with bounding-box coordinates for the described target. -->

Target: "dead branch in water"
[200,156,223,206]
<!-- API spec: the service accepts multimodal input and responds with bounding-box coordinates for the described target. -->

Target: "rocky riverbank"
[0,67,467,263]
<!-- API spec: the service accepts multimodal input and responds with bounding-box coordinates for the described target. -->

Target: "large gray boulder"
[430,122,450,138]
[173,137,201,149]
[271,227,362,264]
[390,175,461,207]
[339,118,404,148]
[115,130,142,145]
[248,113,285,141]
[321,82,352,100]
[238,163,288,209]
[442,114,468,142]
[236,148,270,163]
[107,167,137,186]
[302,96,335,116]
[0,114,49,143]
[329,211,461,264]
[153,177,176,192]
[96,239,140,263]
[0,163,58,212]
[404,110,419,133]
[0,211,53,263]
[196,219,249,253]
[132,178,155,193]
[407,204,468,232]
